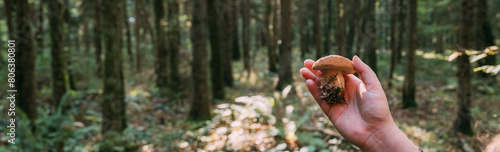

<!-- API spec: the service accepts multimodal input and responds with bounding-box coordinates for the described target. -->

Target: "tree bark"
[336,0,346,56]
[265,0,278,73]
[454,0,474,136]
[154,0,169,97]
[35,0,44,50]
[220,0,235,86]
[345,0,359,58]
[100,0,126,150]
[364,0,377,74]
[4,0,15,39]
[134,0,143,72]
[323,0,333,55]
[48,0,68,109]
[299,0,308,57]
[168,0,181,87]
[313,0,322,59]
[476,0,496,77]
[402,0,417,108]
[241,0,251,73]
[389,0,398,88]
[396,0,406,63]
[276,0,293,90]
[208,0,225,99]
[189,0,212,121]
[94,0,102,77]
[16,0,38,120]
[124,4,134,64]
[232,1,241,60]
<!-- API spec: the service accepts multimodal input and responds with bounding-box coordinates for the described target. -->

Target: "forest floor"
[0,48,498,152]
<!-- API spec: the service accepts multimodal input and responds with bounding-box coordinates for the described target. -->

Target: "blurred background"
[0,0,499,151]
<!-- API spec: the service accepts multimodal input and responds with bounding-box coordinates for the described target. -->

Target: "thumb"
[352,55,383,93]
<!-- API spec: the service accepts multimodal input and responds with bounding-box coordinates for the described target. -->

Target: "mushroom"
[312,55,356,104]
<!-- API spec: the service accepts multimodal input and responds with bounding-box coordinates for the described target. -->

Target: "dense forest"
[0,0,499,151]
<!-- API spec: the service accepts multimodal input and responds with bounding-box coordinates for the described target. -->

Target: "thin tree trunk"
[48,0,68,108]
[336,0,346,56]
[396,0,406,63]
[36,0,44,50]
[154,0,169,97]
[402,0,417,108]
[5,0,15,39]
[454,0,474,136]
[276,0,293,90]
[232,1,241,60]
[299,0,308,57]
[94,0,102,77]
[134,0,143,72]
[83,23,90,53]
[220,0,235,86]
[313,0,322,59]
[16,0,38,121]
[168,0,181,86]
[477,0,496,77]
[389,0,398,88]
[323,0,333,55]
[208,0,225,99]
[364,0,377,74]
[189,0,212,121]
[241,0,251,73]
[265,0,278,73]
[124,4,134,64]
[345,0,359,58]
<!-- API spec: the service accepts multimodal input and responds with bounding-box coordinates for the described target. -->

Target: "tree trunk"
[396,0,406,63]
[124,4,134,64]
[48,0,68,109]
[220,0,235,86]
[134,0,143,72]
[154,0,169,97]
[168,0,181,87]
[83,23,90,54]
[189,0,212,121]
[208,0,225,99]
[232,1,241,60]
[299,0,308,57]
[94,0,102,77]
[313,0,322,59]
[276,0,293,90]
[364,0,377,74]
[436,10,444,54]
[5,0,15,39]
[323,0,333,55]
[241,0,251,73]
[336,0,346,56]
[16,0,38,120]
[389,0,398,88]
[402,0,417,108]
[265,0,278,73]
[35,0,44,50]
[454,0,474,136]
[476,0,496,77]
[345,0,359,58]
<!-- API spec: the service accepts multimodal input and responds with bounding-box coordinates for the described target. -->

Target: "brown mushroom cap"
[313,55,356,74]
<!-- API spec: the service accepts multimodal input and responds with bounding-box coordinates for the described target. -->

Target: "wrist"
[361,123,419,152]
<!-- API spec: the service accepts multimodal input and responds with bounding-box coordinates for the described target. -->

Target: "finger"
[304,59,319,74]
[300,68,321,86]
[344,74,362,101]
[306,79,331,113]
[352,55,384,94]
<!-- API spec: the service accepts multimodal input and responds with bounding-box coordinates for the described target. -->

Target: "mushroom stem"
[320,70,345,89]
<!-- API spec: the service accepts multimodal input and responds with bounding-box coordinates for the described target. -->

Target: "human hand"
[300,56,419,151]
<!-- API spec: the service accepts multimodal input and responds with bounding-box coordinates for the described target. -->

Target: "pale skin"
[300,56,419,151]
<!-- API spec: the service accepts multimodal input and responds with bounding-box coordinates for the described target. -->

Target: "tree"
[241,0,251,73]
[345,0,360,57]
[313,0,322,59]
[335,0,346,56]
[323,0,333,55]
[189,0,212,121]
[389,0,399,88]
[453,0,474,136]
[265,0,278,72]
[47,0,68,108]
[221,0,235,86]
[100,0,126,150]
[364,0,377,74]
[276,0,293,90]
[16,0,38,120]
[134,0,144,72]
[208,0,225,99]
[4,0,14,39]
[168,0,181,87]
[94,0,102,76]
[476,0,496,77]
[299,0,309,57]
[124,3,134,63]
[232,1,241,60]
[396,0,406,62]
[402,0,417,108]
[154,0,169,97]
